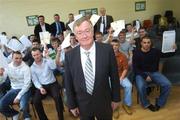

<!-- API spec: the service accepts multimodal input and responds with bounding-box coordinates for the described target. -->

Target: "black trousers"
[33,81,64,120]
[80,115,112,120]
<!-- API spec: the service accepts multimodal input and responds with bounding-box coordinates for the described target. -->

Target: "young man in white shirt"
[0,51,31,120]
[31,47,64,120]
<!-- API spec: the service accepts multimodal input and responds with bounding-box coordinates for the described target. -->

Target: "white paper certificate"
[19,35,32,48]
[0,49,8,68]
[162,30,176,53]
[111,20,125,37]
[39,32,51,44]
[61,33,70,49]
[90,14,100,26]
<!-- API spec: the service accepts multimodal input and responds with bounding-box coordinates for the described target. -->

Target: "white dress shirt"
[41,24,46,32]
[31,58,56,89]
[80,42,96,77]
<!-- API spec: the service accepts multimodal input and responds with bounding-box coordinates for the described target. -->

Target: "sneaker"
[147,104,157,112]
[122,104,133,115]
[113,106,120,119]
[24,118,31,120]
[12,113,19,120]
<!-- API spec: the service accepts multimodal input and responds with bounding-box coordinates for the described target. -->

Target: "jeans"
[0,89,31,119]
[0,78,11,99]
[135,72,171,107]
[120,77,132,106]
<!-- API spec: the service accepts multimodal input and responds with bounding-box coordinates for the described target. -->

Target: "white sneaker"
[24,118,31,120]
[12,113,19,120]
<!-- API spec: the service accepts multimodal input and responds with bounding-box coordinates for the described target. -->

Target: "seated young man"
[133,36,174,112]
[111,39,133,115]
[0,51,31,120]
[95,32,104,43]
[31,47,64,120]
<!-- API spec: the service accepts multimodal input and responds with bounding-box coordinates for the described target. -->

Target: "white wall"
[0,0,179,37]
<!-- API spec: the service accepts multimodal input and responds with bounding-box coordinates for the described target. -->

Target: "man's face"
[57,34,64,42]
[141,38,151,51]
[100,8,106,16]
[13,53,22,66]
[54,15,60,22]
[139,29,146,38]
[118,33,126,43]
[69,14,74,22]
[126,25,133,32]
[32,42,40,48]
[95,34,103,42]
[38,17,45,25]
[51,41,59,49]
[70,36,77,45]
[74,21,94,49]
[31,50,42,63]
[30,35,35,42]
[111,42,119,53]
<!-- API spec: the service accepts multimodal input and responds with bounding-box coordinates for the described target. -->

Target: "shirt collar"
[80,42,95,55]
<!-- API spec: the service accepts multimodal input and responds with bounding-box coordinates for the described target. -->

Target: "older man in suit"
[95,7,114,35]
[64,17,120,120]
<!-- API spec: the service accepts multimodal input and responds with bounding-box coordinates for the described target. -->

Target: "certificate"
[0,49,8,68]
[90,14,100,26]
[6,38,24,52]
[19,35,32,48]
[162,30,176,53]
[39,32,51,44]
[0,35,9,45]
[61,33,70,49]
[111,20,125,37]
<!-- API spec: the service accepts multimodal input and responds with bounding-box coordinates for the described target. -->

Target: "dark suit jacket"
[51,21,66,36]
[94,15,114,34]
[64,42,120,117]
[34,23,52,39]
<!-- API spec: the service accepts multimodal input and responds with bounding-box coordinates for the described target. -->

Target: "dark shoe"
[147,104,157,112]
[122,104,133,115]
[155,104,160,111]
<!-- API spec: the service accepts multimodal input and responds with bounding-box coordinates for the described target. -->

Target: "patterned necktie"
[56,22,62,35]
[84,52,94,95]
[102,16,106,34]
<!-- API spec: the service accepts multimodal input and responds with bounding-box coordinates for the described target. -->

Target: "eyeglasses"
[76,29,92,36]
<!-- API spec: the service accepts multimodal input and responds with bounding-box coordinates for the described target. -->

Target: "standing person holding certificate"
[65,17,120,120]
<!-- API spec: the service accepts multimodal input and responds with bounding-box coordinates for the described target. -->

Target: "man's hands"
[146,76,152,82]
[40,87,47,95]
[0,68,4,76]
[70,107,80,117]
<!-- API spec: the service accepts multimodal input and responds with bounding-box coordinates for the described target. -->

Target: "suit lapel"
[75,47,87,91]
[93,43,102,92]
